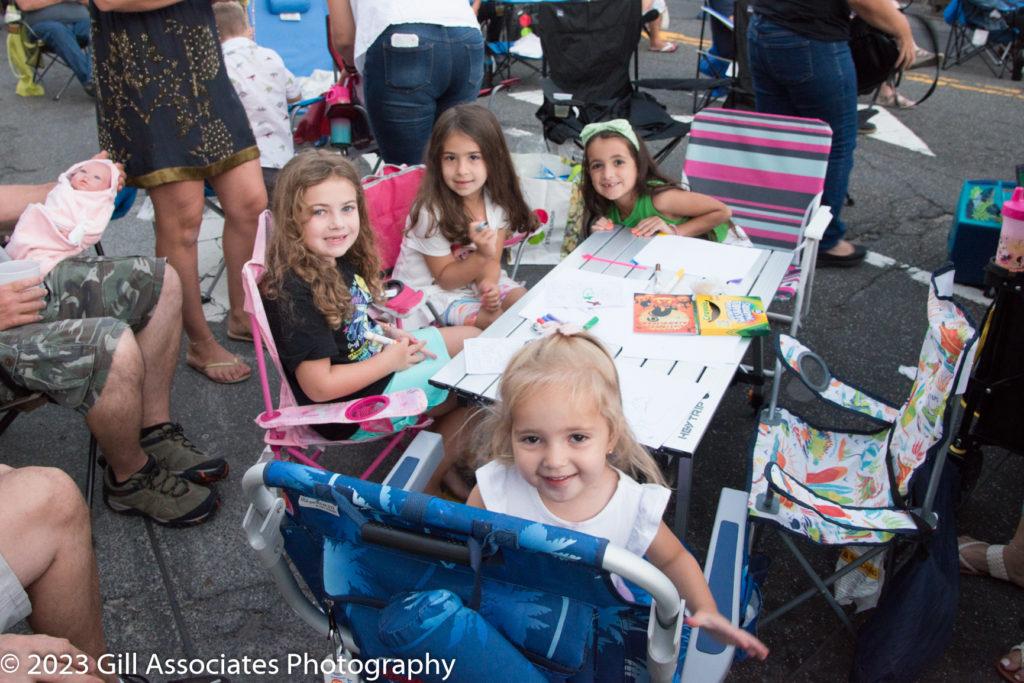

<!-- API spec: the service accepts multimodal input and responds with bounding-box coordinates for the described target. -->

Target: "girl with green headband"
[579,120,734,242]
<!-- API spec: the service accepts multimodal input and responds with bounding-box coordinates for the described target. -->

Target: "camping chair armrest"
[681,488,746,683]
[602,545,683,683]
[777,335,902,423]
[803,204,832,242]
[242,461,331,637]
[255,388,428,429]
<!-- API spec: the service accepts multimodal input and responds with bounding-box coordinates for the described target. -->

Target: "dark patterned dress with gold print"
[90,0,258,189]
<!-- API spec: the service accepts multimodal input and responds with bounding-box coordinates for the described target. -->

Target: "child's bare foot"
[473,284,502,329]
[186,336,251,384]
[998,643,1024,682]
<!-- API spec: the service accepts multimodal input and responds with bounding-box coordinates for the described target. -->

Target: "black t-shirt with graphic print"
[263,259,392,440]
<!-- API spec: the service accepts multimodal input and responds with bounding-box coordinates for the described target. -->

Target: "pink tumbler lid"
[1004,187,1024,221]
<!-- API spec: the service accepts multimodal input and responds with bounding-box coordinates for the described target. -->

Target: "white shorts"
[0,549,30,631]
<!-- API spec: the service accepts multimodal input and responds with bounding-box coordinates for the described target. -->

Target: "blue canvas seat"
[243,459,751,682]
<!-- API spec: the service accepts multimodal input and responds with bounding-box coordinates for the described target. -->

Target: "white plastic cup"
[0,259,40,286]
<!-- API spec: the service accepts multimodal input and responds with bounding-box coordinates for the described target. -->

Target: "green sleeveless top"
[607,184,728,242]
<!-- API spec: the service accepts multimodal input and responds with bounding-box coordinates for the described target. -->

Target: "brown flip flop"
[186,355,251,384]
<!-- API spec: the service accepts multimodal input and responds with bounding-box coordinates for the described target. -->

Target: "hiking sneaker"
[103,457,219,527]
[141,423,229,484]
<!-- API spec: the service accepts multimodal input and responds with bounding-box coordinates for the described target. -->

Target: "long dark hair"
[581,130,678,236]
[409,104,539,244]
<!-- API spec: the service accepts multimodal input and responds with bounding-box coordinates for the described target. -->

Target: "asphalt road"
[1,1,1022,680]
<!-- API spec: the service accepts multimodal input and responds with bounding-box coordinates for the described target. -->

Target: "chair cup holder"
[345,395,390,421]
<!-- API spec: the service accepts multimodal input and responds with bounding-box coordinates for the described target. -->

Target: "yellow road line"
[658,29,1024,100]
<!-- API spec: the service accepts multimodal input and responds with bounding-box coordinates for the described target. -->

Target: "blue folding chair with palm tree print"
[242,457,753,682]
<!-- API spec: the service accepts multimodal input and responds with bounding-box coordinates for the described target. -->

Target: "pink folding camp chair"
[361,163,549,319]
[242,210,433,477]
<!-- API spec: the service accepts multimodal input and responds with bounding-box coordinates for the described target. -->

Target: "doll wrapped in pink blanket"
[6,159,122,274]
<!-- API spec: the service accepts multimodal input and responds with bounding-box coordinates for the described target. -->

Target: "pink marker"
[581,253,650,269]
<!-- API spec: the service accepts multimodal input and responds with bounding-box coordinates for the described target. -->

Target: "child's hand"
[386,327,437,359]
[469,222,500,258]
[381,337,429,371]
[685,610,769,661]
[479,282,501,312]
[592,217,615,232]
[631,216,671,238]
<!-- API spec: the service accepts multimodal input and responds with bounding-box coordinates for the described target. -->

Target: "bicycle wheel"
[891,11,941,107]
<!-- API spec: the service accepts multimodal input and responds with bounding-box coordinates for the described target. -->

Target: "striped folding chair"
[682,107,833,335]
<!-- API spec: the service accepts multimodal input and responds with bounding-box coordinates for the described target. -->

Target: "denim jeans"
[28,19,92,86]
[363,23,484,165]
[747,14,857,251]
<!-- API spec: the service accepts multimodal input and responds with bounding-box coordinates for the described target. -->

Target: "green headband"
[580,119,639,151]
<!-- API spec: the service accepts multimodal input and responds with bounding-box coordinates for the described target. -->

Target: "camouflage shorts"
[0,256,165,413]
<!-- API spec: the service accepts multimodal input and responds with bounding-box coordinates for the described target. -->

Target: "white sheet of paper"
[632,235,761,288]
[616,361,705,448]
[463,338,529,375]
[543,270,630,309]
[621,334,744,364]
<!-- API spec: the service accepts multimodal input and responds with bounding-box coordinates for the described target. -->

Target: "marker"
[582,253,649,269]
[583,316,599,330]
[666,268,685,293]
[366,331,395,346]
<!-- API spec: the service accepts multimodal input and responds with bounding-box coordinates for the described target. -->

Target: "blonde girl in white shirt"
[467,329,769,661]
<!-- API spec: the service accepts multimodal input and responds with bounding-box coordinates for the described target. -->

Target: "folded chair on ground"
[726,266,977,633]
[242,210,441,481]
[534,0,729,163]
[243,456,752,682]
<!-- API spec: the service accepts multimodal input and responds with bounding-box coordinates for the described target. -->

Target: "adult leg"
[135,263,181,428]
[959,513,1024,588]
[86,332,218,525]
[206,157,265,340]
[71,19,92,83]
[0,466,114,682]
[747,15,858,255]
[148,180,250,383]
[434,26,485,117]
[363,24,448,165]
[85,332,148,480]
[26,20,91,85]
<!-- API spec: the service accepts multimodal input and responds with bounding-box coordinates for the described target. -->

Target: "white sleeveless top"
[476,461,671,559]
[350,0,479,63]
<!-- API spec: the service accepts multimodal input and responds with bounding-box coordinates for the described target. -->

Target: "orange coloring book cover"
[632,293,698,334]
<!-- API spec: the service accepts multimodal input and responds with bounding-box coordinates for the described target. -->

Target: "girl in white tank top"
[466,329,768,661]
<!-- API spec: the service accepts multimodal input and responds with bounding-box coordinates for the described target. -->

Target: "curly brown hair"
[260,150,383,329]
[580,130,678,238]
[409,104,539,245]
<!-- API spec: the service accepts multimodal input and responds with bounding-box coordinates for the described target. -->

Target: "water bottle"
[326,82,352,146]
[996,187,1024,272]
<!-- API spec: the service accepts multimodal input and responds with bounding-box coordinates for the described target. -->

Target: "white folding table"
[430,227,791,536]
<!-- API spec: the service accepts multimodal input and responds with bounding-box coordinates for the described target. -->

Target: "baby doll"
[6,159,121,274]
